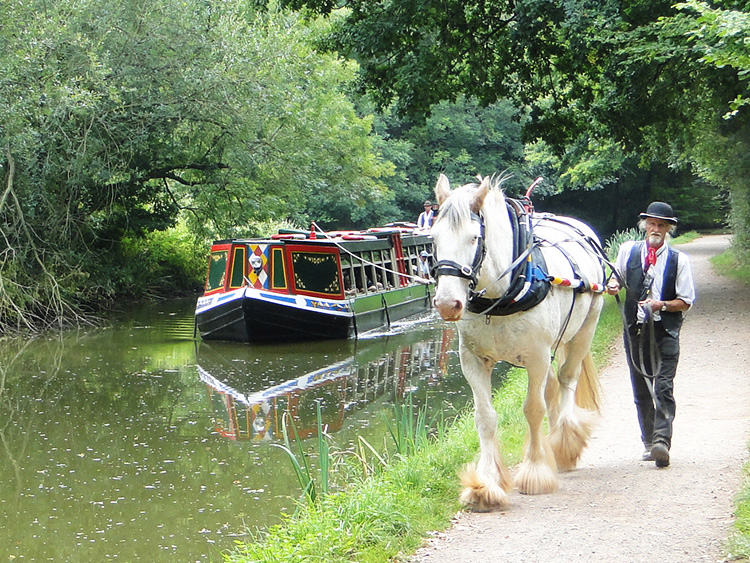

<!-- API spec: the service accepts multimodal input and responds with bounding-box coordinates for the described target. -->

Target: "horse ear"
[470,176,491,213]
[435,173,451,205]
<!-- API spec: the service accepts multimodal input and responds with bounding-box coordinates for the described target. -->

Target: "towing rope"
[310,221,432,286]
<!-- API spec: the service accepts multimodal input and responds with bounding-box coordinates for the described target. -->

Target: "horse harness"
[432,198,611,318]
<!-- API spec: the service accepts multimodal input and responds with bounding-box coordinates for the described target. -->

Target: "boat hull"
[196,284,433,343]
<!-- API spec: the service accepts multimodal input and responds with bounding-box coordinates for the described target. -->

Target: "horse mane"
[436,174,510,230]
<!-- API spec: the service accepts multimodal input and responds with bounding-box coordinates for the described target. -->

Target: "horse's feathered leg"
[549,298,602,471]
[514,352,559,495]
[458,346,512,511]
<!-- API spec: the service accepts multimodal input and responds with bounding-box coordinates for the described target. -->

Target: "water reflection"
[0,304,472,562]
[198,326,455,442]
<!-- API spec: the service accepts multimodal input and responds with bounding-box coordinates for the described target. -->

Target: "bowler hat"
[639,201,678,224]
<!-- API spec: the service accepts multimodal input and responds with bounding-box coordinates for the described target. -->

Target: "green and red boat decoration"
[195,223,434,342]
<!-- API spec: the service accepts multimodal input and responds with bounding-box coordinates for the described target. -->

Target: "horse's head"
[431,174,493,321]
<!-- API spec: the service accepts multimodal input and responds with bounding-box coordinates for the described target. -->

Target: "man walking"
[606,202,696,468]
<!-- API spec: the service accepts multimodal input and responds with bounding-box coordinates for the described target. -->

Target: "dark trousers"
[624,322,680,449]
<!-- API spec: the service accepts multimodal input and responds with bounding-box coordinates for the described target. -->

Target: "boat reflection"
[197,326,455,441]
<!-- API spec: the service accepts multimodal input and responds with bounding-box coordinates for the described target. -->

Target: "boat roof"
[212,222,432,250]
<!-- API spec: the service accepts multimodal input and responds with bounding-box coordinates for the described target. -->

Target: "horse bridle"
[432,211,486,294]
[432,203,535,302]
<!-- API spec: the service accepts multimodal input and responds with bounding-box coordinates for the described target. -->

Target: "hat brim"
[639,212,678,224]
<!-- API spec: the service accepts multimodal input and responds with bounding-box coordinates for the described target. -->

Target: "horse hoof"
[550,412,595,471]
[459,465,511,510]
[459,484,510,511]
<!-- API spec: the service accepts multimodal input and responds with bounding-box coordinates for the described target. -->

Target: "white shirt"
[615,240,696,323]
[417,210,433,229]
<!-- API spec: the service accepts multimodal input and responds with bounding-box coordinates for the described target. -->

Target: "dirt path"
[411,234,750,563]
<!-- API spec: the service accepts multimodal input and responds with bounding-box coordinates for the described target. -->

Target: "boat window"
[291,251,342,296]
[373,250,390,289]
[382,249,396,288]
[352,255,367,293]
[205,250,228,292]
[229,247,246,288]
[341,257,357,296]
[271,248,287,290]
[410,247,419,276]
[365,252,379,292]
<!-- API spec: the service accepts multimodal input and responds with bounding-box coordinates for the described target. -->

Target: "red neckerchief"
[645,245,657,270]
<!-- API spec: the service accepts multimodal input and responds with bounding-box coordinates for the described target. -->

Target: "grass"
[709,241,750,561]
[672,230,702,246]
[711,248,750,287]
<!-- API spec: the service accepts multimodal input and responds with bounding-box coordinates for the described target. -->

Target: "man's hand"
[639,298,664,313]
[605,280,621,295]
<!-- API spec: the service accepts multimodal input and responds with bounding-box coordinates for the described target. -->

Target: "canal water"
[0,299,506,562]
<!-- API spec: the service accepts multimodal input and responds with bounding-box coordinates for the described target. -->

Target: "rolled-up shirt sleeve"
[675,252,696,308]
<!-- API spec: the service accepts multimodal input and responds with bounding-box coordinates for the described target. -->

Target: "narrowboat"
[194,223,434,342]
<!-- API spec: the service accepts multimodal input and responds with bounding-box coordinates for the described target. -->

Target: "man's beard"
[648,233,664,247]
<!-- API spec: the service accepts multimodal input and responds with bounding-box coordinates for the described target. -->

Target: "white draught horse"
[431,174,608,510]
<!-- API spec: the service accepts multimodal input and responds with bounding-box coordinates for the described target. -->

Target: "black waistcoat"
[624,241,683,338]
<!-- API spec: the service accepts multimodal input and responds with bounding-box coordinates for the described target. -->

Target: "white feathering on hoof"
[459,463,511,511]
[550,408,597,472]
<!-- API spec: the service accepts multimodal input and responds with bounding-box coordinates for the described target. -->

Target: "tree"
[372,96,529,221]
[279,0,739,244]
[0,0,394,332]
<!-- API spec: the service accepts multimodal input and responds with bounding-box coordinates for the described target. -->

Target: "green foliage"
[677,1,750,118]
[591,299,626,370]
[729,462,750,559]
[0,0,394,332]
[711,247,750,286]
[114,223,205,298]
[273,407,328,509]
[280,0,737,244]
[384,394,433,458]
[604,228,642,262]
[373,96,530,220]
[223,367,530,563]
[2,0,744,336]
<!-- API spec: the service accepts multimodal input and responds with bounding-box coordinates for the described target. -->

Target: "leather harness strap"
[433,198,608,317]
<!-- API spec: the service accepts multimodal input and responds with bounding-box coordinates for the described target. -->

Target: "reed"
[272,401,332,508]
[385,393,430,457]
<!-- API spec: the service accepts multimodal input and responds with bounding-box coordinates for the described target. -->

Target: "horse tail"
[574,351,601,412]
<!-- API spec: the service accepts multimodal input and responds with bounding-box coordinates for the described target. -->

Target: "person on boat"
[417,200,433,229]
[418,250,432,278]
[605,202,696,468]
